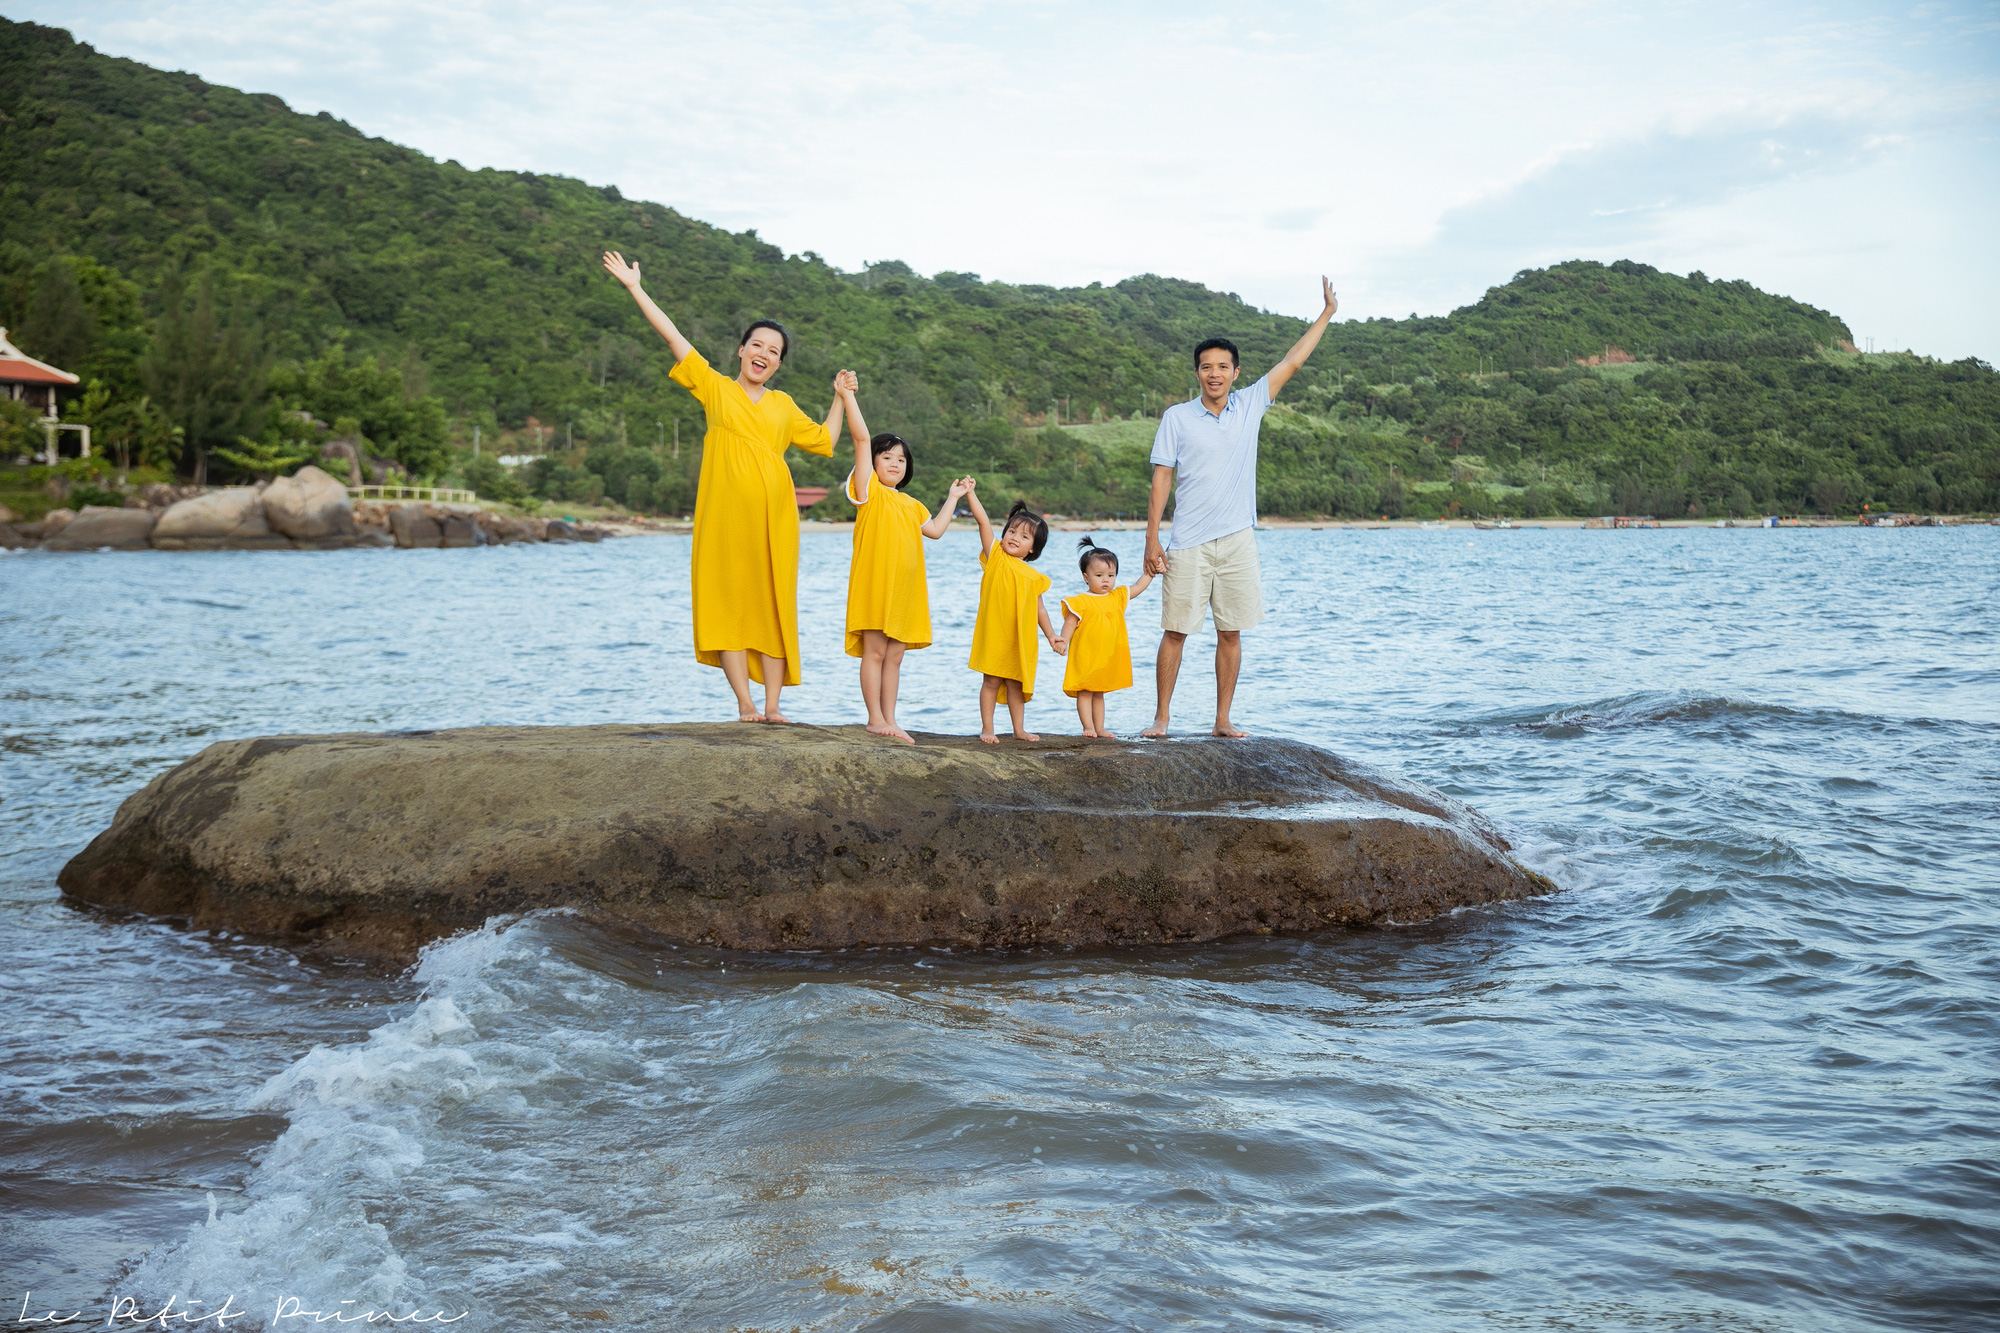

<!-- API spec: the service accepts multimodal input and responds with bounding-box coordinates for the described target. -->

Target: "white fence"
[351,485,478,504]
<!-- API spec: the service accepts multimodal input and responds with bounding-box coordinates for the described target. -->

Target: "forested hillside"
[3,15,1994,518]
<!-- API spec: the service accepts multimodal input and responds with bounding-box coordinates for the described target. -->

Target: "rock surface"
[45,505,156,550]
[58,724,1553,961]
[389,505,443,548]
[152,487,290,549]
[262,465,357,540]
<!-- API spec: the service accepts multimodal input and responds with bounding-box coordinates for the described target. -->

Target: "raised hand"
[961,476,978,496]
[1321,275,1338,316]
[833,369,860,397]
[603,250,644,290]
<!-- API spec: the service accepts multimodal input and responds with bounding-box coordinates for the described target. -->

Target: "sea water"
[2,526,1995,1331]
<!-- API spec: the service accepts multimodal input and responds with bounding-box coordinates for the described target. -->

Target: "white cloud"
[17,0,2000,357]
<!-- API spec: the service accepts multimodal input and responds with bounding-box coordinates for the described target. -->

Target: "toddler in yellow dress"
[834,372,972,744]
[964,484,1066,743]
[1058,536,1156,737]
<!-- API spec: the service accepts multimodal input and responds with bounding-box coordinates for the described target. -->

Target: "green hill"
[2,15,1994,519]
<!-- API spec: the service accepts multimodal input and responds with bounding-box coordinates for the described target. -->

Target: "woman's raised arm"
[602,251,694,364]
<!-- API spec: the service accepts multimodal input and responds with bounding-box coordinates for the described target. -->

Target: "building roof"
[0,327,80,386]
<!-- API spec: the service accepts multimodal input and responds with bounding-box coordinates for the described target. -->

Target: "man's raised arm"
[1265,276,1339,399]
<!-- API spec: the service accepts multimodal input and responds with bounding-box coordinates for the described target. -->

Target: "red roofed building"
[0,327,86,462]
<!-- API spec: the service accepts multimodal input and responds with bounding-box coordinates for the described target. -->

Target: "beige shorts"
[1160,527,1263,635]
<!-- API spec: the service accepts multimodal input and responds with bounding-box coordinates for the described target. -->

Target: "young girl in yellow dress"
[1058,536,1155,737]
[833,373,972,745]
[964,485,1066,743]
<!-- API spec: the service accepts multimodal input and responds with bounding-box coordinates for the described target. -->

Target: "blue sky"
[18,1,2000,358]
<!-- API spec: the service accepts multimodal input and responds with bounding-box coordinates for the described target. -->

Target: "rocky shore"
[58,722,1555,961]
[0,465,613,551]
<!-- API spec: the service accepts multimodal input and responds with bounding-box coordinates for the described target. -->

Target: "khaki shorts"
[1160,527,1263,635]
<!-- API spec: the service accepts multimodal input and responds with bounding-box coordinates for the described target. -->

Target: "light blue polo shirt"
[1151,375,1271,550]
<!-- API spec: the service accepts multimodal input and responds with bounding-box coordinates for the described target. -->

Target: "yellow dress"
[968,545,1053,700]
[670,349,833,686]
[1060,586,1132,697]
[843,471,933,657]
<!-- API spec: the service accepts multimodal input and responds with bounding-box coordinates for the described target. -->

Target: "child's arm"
[964,480,995,555]
[1126,568,1156,598]
[921,476,971,539]
[1039,597,1067,654]
[838,370,869,502]
[1059,604,1081,643]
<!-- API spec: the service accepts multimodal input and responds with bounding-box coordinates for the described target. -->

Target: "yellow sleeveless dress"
[968,545,1052,699]
[843,470,933,656]
[1060,586,1132,697]
[669,349,833,686]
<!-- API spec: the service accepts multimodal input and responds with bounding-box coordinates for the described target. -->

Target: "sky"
[17,1,2000,359]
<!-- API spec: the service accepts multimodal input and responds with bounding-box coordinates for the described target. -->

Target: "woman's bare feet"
[1141,719,1169,738]
[979,731,1000,744]
[1016,731,1041,742]
[764,710,793,724]
[1212,721,1247,738]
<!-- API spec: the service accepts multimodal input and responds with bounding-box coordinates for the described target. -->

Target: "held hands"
[946,476,973,501]
[833,369,859,399]
[1050,634,1068,656]
[1143,535,1169,576]
[603,250,644,290]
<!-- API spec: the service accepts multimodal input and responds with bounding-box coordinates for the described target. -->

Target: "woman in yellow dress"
[603,250,847,722]
[832,380,974,744]
[1058,537,1156,738]
[964,486,1066,743]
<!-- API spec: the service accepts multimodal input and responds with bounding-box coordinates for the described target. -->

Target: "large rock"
[44,505,156,550]
[57,724,1553,962]
[31,508,75,540]
[262,465,356,540]
[151,488,291,550]
[438,510,486,547]
[0,522,28,549]
[389,505,442,548]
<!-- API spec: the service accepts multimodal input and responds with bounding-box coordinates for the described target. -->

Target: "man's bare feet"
[979,731,1000,744]
[1016,731,1040,742]
[1212,722,1248,738]
[1141,720,1169,738]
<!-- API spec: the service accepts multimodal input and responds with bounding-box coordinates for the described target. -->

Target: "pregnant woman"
[603,250,849,722]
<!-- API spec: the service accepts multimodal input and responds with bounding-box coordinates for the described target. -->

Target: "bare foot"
[764,711,793,725]
[1081,728,1099,738]
[1141,720,1169,738]
[979,731,1000,744]
[737,710,763,722]
[865,722,897,738]
[888,727,915,745]
[1212,722,1248,738]
[1100,728,1118,738]
[1016,731,1040,742]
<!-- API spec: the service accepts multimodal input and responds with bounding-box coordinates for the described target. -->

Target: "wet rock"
[57,723,1554,962]
[439,511,485,547]
[152,488,290,550]
[44,505,156,550]
[0,522,28,549]
[389,505,442,548]
[545,519,579,541]
[263,465,356,540]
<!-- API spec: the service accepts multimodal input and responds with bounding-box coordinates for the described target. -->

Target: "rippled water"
[3,527,1997,1331]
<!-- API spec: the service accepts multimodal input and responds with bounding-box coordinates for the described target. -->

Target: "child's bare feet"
[737,710,763,722]
[764,711,794,725]
[1081,728,1099,738]
[1100,728,1118,738]
[1016,731,1040,742]
[865,722,897,738]
[979,731,1000,744]
[888,726,915,745]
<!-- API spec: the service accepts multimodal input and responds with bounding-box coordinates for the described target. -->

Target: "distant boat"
[1472,518,1517,530]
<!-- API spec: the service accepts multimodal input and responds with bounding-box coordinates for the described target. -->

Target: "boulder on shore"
[389,505,443,548]
[57,723,1554,962]
[152,487,291,550]
[263,465,356,540]
[44,505,156,550]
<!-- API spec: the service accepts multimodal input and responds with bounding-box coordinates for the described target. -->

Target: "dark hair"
[739,319,789,361]
[1004,500,1049,561]
[870,432,913,490]
[1192,336,1240,369]
[1078,535,1119,575]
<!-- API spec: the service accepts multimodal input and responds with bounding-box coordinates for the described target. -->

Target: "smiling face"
[1083,557,1118,593]
[737,327,786,387]
[1000,518,1038,558]
[1196,348,1241,403]
[873,442,908,489]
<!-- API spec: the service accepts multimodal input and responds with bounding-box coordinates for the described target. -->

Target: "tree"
[268,347,450,480]
[18,259,96,372]
[140,270,267,484]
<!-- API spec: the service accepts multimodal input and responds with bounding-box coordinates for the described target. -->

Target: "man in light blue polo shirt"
[1142,277,1339,737]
